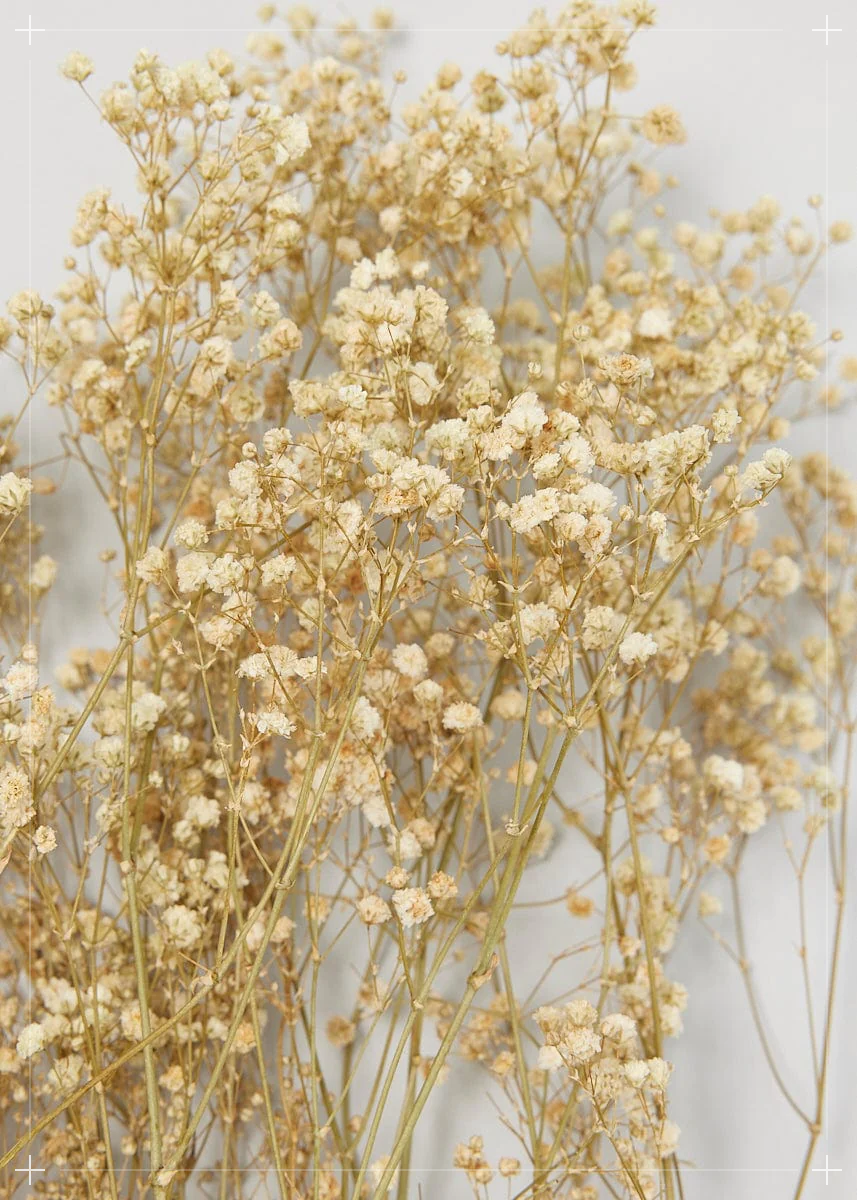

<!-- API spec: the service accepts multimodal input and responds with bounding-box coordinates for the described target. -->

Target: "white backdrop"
[1,0,854,1196]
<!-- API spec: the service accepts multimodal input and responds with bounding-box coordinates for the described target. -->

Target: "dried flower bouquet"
[0,4,854,1198]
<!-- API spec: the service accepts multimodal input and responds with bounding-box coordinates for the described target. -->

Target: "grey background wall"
[1,0,854,1195]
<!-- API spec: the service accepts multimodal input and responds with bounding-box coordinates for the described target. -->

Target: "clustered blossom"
[618,631,659,667]
[0,471,32,517]
[0,5,852,1199]
[391,887,434,928]
[442,701,484,733]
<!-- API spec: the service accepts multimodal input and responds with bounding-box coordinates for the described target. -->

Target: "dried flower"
[0,12,850,1195]
[392,887,434,928]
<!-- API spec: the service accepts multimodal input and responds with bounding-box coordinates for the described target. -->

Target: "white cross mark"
[14,14,45,43]
[811,1155,843,1184]
[812,15,843,44]
[15,1156,46,1184]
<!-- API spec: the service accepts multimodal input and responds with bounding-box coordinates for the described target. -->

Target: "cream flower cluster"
[0,4,852,1198]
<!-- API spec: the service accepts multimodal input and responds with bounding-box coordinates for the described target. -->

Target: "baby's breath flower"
[427,871,458,900]
[391,887,433,928]
[461,307,495,344]
[269,111,311,165]
[131,692,166,732]
[581,605,623,650]
[326,1016,356,1048]
[641,105,686,145]
[357,895,392,925]
[136,546,169,584]
[391,643,429,681]
[711,405,741,443]
[0,472,32,517]
[507,489,560,534]
[0,764,33,835]
[16,1023,45,1061]
[60,51,95,82]
[624,1059,650,1087]
[413,678,443,714]
[2,661,38,701]
[176,552,212,593]
[251,707,295,738]
[28,555,56,595]
[161,904,203,949]
[249,290,281,328]
[703,755,744,793]
[740,447,792,495]
[618,631,658,666]
[442,702,483,733]
[33,826,57,855]
[637,306,673,339]
[599,352,654,388]
[174,519,209,549]
[517,602,559,645]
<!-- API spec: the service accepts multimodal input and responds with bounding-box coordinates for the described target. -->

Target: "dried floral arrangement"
[0,3,854,1198]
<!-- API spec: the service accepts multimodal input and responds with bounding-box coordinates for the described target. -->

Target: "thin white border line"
[26,50,34,1157]
[823,48,831,1161]
[14,1164,852,1175]
[19,26,791,35]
